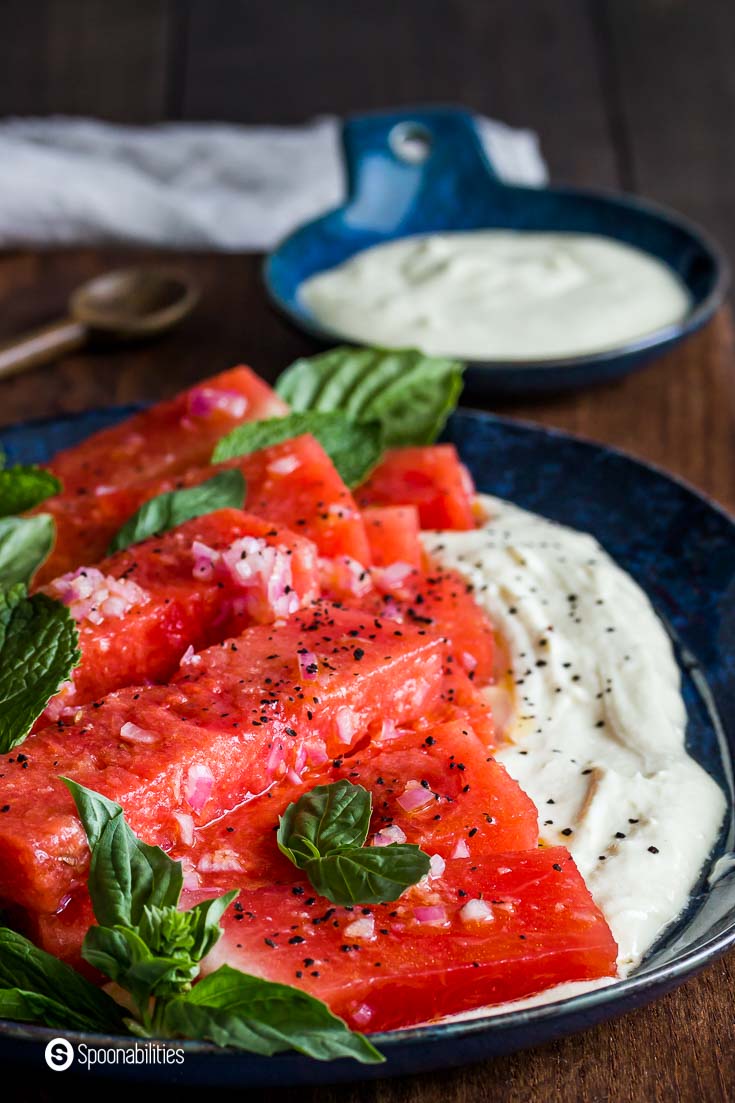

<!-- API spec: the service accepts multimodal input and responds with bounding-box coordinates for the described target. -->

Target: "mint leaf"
[278,780,430,905]
[0,927,125,1032]
[108,469,246,554]
[160,965,382,1064]
[212,412,383,488]
[0,586,80,753]
[62,779,183,928]
[304,844,431,906]
[0,462,60,517]
[278,780,371,865]
[276,346,464,449]
[0,514,54,587]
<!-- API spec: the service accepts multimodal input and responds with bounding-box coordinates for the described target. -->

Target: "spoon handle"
[0,317,88,380]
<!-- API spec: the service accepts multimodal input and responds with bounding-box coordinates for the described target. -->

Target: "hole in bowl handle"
[341,107,502,229]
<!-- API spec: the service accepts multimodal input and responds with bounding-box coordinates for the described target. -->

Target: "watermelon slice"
[363,506,423,570]
[0,604,451,913]
[38,508,320,723]
[34,434,371,586]
[47,366,287,494]
[32,722,615,1031]
[356,445,477,531]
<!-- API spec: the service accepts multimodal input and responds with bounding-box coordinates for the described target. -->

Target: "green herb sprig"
[278,780,430,906]
[0,781,382,1064]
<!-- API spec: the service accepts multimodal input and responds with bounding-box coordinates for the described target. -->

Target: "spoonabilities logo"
[44,1037,74,1071]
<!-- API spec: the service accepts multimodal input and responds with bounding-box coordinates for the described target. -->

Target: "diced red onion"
[306,742,328,766]
[319,555,373,599]
[375,561,415,592]
[380,598,402,622]
[173,811,195,847]
[48,567,149,625]
[179,644,201,668]
[267,454,300,476]
[429,853,446,879]
[351,1004,373,1027]
[186,763,214,813]
[297,650,319,681]
[344,917,375,940]
[460,898,493,923]
[413,906,447,924]
[220,536,300,620]
[462,650,478,673]
[197,849,244,872]
[192,540,219,580]
[286,768,302,786]
[380,717,398,741]
[450,838,471,860]
[181,862,201,891]
[397,781,434,813]
[335,706,358,745]
[119,721,158,745]
[372,824,407,847]
[266,741,285,775]
[188,387,248,420]
[293,745,307,774]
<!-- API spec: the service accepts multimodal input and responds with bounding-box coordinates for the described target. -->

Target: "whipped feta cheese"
[300,232,691,361]
[423,494,725,974]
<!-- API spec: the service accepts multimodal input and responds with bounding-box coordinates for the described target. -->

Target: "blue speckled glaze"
[264,107,728,396]
[1,406,734,1086]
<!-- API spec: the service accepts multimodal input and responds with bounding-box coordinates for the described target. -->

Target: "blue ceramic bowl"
[0,404,734,1085]
[265,107,729,395]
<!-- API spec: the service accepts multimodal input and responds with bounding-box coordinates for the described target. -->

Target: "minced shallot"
[49,567,149,626]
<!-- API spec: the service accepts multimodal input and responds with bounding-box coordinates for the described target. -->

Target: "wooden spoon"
[0,267,200,379]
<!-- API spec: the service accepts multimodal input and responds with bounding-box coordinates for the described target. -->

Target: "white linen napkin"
[0,116,547,251]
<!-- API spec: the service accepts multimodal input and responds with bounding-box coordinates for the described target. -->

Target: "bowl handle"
[341,107,502,230]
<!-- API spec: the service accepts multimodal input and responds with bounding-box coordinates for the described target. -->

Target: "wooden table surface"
[2,246,734,1102]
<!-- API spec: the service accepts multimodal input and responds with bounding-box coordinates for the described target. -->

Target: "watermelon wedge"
[39,508,320,723]
[356,445,477,531]
[34,434,371,586]
[47,366,287,494]
[0,603,451,913]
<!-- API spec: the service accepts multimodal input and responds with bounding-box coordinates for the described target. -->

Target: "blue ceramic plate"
[1,405,734,1085]
[265,107,729,396]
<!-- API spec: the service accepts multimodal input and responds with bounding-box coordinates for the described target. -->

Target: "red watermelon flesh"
[0,604,449,913]
[47,366,287,495]
[38,508,320,724]
[356,445,477,531]
[34,434,370,586]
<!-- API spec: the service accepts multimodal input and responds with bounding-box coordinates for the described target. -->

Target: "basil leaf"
[0,463,60,517]
[304,844,431,906]
[108,469,246,554]
[185,891,239,963]
[63,779,183,927]
[278,781,372,866]
[0,514,54,587]
[278,781,429,905]
[276,346,464,449]
[0,927,125,1031]
[212,412,383,488]
[0,586,80,753]
[160,965,382,1064]
[83,925,198,1015]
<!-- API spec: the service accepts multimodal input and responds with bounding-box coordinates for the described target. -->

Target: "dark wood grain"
[602,0,735,269]
[0,0,172,122]
[4,249,733,1101]
[179,0,618,189]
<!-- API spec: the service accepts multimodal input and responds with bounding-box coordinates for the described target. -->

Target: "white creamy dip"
[301,231,691,361]
[423,494,725,975]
